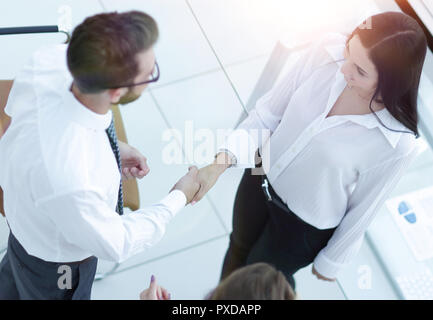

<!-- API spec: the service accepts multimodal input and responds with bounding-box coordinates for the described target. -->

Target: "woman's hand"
[190,152,233,205]
[312,266,336,282]
[139,275,171,300]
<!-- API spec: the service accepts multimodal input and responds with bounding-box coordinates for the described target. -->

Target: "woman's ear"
[108,87,128,104]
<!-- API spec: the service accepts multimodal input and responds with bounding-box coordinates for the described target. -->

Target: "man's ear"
[108,88,128,104]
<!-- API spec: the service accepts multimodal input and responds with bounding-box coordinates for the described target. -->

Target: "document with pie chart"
[385,186,433,262]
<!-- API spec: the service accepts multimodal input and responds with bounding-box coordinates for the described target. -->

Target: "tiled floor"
[1,0,433,300]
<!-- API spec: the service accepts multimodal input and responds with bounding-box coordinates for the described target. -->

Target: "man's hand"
[312,266,336,282]
[139,275,171,300]
[118,141,150,180]
[189,164,223,205]
[170,166,200,204]
[189,152,232,205]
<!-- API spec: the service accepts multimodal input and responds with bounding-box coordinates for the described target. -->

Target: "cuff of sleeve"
[159,189,187,217]
[313,251,347,279]
[4,105,11,117]
[217,129,256,169]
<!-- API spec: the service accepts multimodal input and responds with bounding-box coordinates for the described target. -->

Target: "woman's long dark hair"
[347,12,427,139]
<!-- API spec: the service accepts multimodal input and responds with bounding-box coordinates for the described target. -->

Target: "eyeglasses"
[106,61,160,89]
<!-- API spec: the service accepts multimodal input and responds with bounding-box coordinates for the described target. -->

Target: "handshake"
[170,152,234,205]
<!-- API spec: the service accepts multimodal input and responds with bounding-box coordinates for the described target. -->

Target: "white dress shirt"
[218,32,423,278]
[0,44,187,264]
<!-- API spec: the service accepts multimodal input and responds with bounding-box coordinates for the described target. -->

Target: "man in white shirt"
[0,11,200,299]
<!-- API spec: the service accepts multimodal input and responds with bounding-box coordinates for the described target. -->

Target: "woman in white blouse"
[192,11,428,292]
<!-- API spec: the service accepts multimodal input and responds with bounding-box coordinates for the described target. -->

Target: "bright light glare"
[231,0,381,46]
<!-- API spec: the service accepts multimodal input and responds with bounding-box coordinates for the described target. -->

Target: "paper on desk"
[385,186,433,262]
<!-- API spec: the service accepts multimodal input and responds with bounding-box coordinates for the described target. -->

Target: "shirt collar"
[324,36,405,149]
[61,73,113,131]
[341,109,404,148]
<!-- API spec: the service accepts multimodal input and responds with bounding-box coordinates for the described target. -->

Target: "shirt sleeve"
[313,150,419,279]
[5,44,67,118]
[217,34,342,168]
[35,188,186,263]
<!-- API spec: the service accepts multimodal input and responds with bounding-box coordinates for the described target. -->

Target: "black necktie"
[106,119,124,216]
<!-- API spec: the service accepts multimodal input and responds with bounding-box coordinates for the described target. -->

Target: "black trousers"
[0,232,98,300]
[221,168,337,291]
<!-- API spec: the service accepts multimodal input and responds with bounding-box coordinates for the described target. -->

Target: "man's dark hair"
[67,11,159,93]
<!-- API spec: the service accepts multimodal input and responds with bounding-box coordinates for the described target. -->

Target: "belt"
[260,175,313,227]
[61,256,95,265]
[9,232,94,265]
[261,175,306,217]
[260,174,338,232]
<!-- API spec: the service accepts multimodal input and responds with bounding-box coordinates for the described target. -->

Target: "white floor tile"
[225,56,268,107]
[108,195,227,272]
[92,236,230,300]
[337,240,399,299]
[407,145,433,173]
[187,0,278,65]
[101,0,219,86]
[294,264,346,300]
[150,71,246,167]
[0,0,103,28]
[118,93,180,205]
[188,0,379,66]
[0,0,104,78]
[390,163,433,197]
[104,93,226,272]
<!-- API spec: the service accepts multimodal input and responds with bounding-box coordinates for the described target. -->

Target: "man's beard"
[117,88,141,105]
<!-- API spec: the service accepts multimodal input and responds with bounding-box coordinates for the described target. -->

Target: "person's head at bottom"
[140,263,296,300]
[206,263,296,300]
